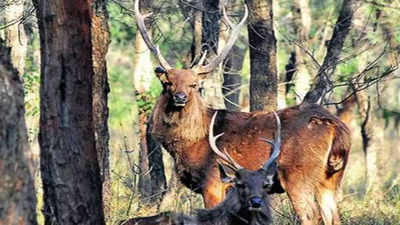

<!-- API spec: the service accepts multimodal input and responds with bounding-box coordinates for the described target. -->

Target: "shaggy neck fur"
[154,91,210,141]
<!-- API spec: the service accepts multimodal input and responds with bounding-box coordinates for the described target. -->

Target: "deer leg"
[286,186,320,225]
[202,177,226,208]
[316,188,341,225]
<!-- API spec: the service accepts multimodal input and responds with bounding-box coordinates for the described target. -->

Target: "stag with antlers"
[121,112,281,225]
[135,0,351,224]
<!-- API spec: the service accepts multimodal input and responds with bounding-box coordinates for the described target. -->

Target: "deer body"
[122,185,272,225]
[152,90,350,185]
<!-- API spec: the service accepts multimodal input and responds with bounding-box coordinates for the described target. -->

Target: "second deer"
[120,111,282,225]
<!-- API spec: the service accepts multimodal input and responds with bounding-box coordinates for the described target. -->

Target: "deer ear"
[218,163,235,183]
[155,66,169,84]
[264,161,278,176]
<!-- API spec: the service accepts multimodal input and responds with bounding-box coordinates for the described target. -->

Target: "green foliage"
[23,34,40,118]
[136,78,162,115]
[107,2,137,46]
[108,60,135,127]
[337,58,358,81]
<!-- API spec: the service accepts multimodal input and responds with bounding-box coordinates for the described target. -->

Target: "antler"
[134,0,172,70]
[209,111,243,170]
[192,3,248,75]
[260,111,281,170]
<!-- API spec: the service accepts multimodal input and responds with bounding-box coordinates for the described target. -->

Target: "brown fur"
[151,69,351,225]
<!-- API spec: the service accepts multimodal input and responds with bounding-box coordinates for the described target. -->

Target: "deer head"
[135,0,248,108]
[208,111,281,211]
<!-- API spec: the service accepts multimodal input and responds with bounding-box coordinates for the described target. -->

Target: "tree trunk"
[222,45,245,111]
[358,91,383,198]
[303,0,360,104]
[0,40,38,225]
[292,0,312,103]
[91,0,111,219]
[4,0,27,75]
[200,0,225,109]
[219,0,245,111]
[247,0,277,112]
[138,114,152,199]
[202,0,220,55]
[133,0,155,93]
[34,0,106,224]
[133,0,167,203]
[146,112,167,201]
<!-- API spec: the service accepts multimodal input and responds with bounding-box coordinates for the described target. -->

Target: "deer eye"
[189,83,197,88]
[263,181,272,189]
[164,82,172,86]
[235,181,245,188]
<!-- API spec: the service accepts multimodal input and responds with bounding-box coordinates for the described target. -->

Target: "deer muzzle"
[173,92,187,106]
[249,196,263,209]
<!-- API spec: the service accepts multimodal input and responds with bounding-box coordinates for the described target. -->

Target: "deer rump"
[214,104,351,179]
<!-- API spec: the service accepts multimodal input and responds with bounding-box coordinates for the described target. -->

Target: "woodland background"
[0,0,400,225]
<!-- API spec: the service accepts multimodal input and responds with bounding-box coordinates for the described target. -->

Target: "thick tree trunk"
[0,40,38,225]
[4,0,27,75]
[91,0,111,219]
[34,0,106,224]
[303,0,360,104]
[247,0,277,112]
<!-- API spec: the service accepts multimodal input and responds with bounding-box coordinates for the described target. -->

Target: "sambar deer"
[121,111,282,225]
[135,0,351,224]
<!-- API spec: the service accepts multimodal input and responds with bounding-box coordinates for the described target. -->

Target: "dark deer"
[135,0,351,224]
[120,111,282,225]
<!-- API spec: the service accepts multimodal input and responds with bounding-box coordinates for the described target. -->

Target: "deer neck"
[153,93,210,142]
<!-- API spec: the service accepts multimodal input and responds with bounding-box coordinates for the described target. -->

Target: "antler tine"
[197,50,208,67]
[192,4,248,75]
[209,111,243,170]
[134,0,172,70]
[260,111,281,170]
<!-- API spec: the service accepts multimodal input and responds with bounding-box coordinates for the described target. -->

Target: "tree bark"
[222,45,245,111]
[303,0,360,104]
[146,113,167,201]
[91,0,111,219]
[247,0,277,112]
[358,91,383,197]
[34,0,106,224]
[220,1,245,111]
[138,114,152,199]
[132,0,155,93]
[133,0,167,203]
[200,0,225,109]
[4,0,27,75]
[0,40,38,225]
[202,0,220,55]
[292,0,312,103]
